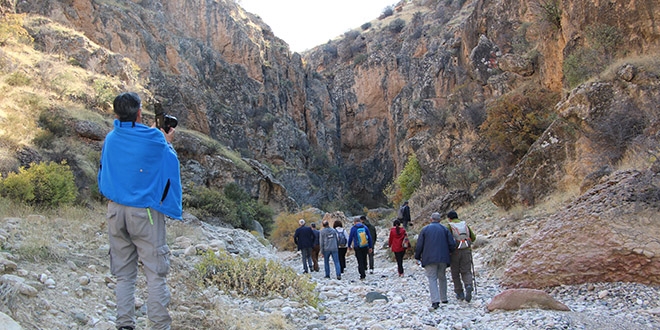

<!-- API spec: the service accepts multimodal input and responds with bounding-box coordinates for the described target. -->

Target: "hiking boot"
[337,275,341,280]
[465,285,473,302]
[431,302,440,309]
[456,292,465,300]
[118,327,134,330]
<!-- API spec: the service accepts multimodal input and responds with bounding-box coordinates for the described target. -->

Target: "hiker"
[319,220,342,280]
[293,219,315,274]
[446,210,476,302]
[415,212,456,309]
[311,222,320,272]
[360,215,377,274]
[348,217,373,280]
[98,92,183,330]
[333,220,349,273]
[388,219,408,277]
[398,201,412,230]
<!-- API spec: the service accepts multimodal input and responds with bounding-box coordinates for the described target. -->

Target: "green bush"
[184,183,274,235]
[0,161,77,207]
[386,154,422,206]
[196,251,320,307]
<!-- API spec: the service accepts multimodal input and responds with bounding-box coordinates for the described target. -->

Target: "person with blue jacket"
[98,92,182,330]
[348,217,373,280]
[415,212,456,310]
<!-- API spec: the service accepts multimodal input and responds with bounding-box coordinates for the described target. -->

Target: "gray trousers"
[450,249,474,294]
[424,263,448,303]
[107,202,171,330]
[300,247,313,272]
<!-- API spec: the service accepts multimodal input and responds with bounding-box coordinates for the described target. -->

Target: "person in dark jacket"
[389,219,408,277]
[400,201,412,230]
[294,219,315,274]
[348,217,373,280]
[360,215,377,274]
[415,212,456,309]
[311,223,320,272]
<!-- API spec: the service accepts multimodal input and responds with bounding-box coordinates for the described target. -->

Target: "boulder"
[0,311,22,330]
[487,288,570,311]
[501,170,660,288]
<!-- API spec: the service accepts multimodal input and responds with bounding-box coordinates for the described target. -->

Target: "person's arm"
[468,225,476,242]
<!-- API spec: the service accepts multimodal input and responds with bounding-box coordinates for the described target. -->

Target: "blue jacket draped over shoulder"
[98,120,183,219]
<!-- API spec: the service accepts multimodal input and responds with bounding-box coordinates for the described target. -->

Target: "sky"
[239,0,398,52]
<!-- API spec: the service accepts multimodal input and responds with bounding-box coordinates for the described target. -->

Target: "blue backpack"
[357,226,369,248]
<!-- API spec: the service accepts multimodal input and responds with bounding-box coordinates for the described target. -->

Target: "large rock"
[0,311,22,330]
[501,169,660,288]
[487,289,570,312]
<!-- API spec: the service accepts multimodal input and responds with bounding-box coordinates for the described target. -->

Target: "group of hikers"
[293,203,477,310]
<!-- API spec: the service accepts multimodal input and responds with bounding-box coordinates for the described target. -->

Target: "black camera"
[154,102,178,133]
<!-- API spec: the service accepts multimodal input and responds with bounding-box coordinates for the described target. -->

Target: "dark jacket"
[414,222,456,267]
[402,205,411,223]
[348,223,373,249]
[294,225,315,250]
[364,221,377,243]
[312,228,320,247]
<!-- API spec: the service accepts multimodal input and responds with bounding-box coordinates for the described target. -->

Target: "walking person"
[388,219,408,277]
[333,220,349,273]
[398,201,412,230]
[446,210,476,302]
[360,215,377,274]
[348,217,373,280]
[98,92,183,330]
[319,220,342,280]
[311,223,321,272]
[415,212,456,309]
[294,219,315,274]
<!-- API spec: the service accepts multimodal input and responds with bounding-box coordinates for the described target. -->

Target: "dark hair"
[447,210,458,219]
[322,220,329,227]
[113,92,141,123]
[360,215,366,221]
[393,219,401,235]
[333,220,343,228]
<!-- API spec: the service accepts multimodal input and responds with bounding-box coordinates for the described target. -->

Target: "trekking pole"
[471,256,478,296]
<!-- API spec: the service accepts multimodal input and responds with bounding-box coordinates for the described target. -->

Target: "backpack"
[337,229,347,247]
[356,226,369,248]
[397,206,405,220]
[449,221,472,249]
[402,235,410,249]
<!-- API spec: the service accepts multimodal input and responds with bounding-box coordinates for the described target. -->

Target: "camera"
[154,102,178,133]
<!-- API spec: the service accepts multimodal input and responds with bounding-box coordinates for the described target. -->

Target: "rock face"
[7,0,660,213]
[501,169,660,288]
[492,64,660,209]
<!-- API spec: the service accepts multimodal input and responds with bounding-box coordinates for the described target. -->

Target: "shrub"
[269,209,321,251]
[224,183,274,235]
[388,18,406,34]
[183,185,234,220]
[479,87,559,162]
[563,48,600,88]
[0,161,77,207]
[380,6,394,19]
[5,71,31,86]
[386,155,422,206]
[535,0,562,31]
[0,14,33,45]
[353,53,367,66]
[361,22,372,31]
[39,109,68,136]
[195,251,320,307]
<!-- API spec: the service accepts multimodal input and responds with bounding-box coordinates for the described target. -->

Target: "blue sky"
[239,0,397,52]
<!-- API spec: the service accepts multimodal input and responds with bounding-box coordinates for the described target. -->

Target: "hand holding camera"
[154,102,178,134]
